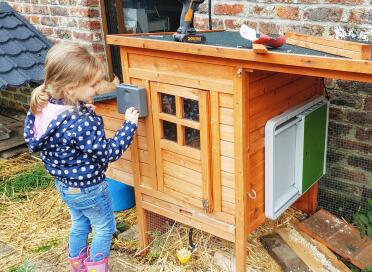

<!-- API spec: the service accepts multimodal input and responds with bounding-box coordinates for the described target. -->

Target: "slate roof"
[0,2,52,89]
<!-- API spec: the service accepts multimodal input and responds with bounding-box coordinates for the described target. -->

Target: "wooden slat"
[158,112,200,130]
[219,93,234,109]
[162,149,201,172]
[163,160,202,187]
[164,174,202,199]
[221,156,235,173]
[160,139,200,160]
[285,32,372,60]
[220,124,234,142]
[150,82,165,192]
[199,90,213,212]
[222,201,236,215]
[253,44,268,54]
[95,103,124,120]
[219,107,234,125]
[221,171,235,189]
[141,197,235,242]
[220,140,234,158]
[140,187,236,225]
[250,76,315,116]
[233,68,250,272]
[137,79,157,190]
[222,186,235,204]
[108,34,372,77]
[249,72,300,100]
[211,91,222,212]
[106,167,134,186]
[127,53,234,93]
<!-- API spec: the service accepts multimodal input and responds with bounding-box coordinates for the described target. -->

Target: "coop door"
[150,82,212,212]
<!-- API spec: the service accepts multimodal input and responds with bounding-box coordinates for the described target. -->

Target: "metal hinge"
[202,199,209,213]
[237,68,242,77]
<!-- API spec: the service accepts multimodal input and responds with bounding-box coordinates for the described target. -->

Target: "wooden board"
[296,209,372,269]
[276,227,351,272]
[261,233,311,272]
[285,32,372,60]
[253,44,268,54]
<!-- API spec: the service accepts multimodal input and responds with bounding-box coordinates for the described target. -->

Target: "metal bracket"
[202,199,209,213]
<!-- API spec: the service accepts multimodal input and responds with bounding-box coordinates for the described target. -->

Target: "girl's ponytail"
[30,84,49,114]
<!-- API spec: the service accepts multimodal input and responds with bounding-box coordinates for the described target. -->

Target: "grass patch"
[9,260,35,272]
[0,164,53,199]
[32,240,60,254]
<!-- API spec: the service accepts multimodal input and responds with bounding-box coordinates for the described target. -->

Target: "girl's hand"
[85,103,96,111]
[125,107,139,126]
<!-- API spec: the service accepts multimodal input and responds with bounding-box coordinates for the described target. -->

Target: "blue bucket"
[106,178,135,212]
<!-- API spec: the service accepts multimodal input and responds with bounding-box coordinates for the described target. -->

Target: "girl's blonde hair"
[30,42,103,113]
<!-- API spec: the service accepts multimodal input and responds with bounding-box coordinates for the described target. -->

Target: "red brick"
[355,128,372,142]
[194,17,224,30]
[36,25,54,36]
[224,19,257,30]
[283,23,325,36]
[41,16,59,27]
[349,8,372,24]
[276,6,299,20]
[31,5,49,15]
[214,4,244,16]
[55,29,72,39]
[258,22,279,34]
[92,43,104,53]
[324,0,364,3]
[30,15,41,24]
[70,7,99,17]
[50,6,68,16]
[73,30,94,42]
[346,111,367,126]
[22,4,32,13]
[304,7,344,22]
[298,0,319,3]
[78,19,101,30]
[249,5,275,17]
[329,106,344,122]
[347,155,372,172]
[364,97,372,111]
[330,167,367,184]
[329,138,372,154]
[78,0,99,6]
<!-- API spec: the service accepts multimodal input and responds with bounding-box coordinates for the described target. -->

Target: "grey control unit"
[117,84,148,118]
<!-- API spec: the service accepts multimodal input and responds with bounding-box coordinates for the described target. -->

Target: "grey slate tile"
[0,2,52,89]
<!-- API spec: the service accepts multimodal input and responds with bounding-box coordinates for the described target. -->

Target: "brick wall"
[0,84,35,113]
[195,1,372,220]
[3,0,105,60]
[0,0,106,114]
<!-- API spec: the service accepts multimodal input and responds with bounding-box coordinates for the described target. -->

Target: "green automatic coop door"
[265,96,329,220]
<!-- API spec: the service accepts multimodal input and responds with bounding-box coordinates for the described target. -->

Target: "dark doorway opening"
[103,0,183,81]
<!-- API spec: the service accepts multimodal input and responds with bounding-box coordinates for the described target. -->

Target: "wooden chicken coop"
[95,31,372,271]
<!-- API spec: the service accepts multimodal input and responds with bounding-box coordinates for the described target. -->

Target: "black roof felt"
[0,2,52,89]
[131,31,356,58]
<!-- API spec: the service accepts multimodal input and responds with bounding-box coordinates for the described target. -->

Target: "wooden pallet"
[285,32,372,60]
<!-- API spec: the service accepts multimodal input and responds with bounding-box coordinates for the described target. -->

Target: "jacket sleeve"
[71,114,138,164]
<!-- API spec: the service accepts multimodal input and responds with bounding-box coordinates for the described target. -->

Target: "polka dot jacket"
[24,105,138,188]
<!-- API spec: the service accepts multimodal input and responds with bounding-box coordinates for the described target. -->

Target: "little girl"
[24,42,139,272]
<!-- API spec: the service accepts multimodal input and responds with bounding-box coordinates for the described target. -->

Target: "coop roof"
[0,2,52,89]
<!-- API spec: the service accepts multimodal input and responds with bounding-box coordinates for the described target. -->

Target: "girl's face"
[73,71,103,103]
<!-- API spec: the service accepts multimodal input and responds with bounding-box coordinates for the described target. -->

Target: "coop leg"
[292,182,319,214]
[136,206,149,255]
[235,233,248,272]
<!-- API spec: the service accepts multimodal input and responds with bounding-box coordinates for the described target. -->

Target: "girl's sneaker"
[84,253,109,272]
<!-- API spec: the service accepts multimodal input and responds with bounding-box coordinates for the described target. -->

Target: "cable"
[208,0,212,30]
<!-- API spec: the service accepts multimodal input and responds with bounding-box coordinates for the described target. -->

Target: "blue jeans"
[55,179,116,261]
